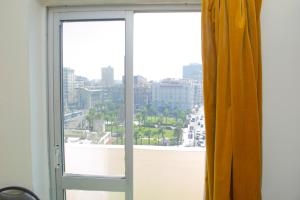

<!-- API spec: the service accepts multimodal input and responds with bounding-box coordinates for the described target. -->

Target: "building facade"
[134,76,151,111]
[182,63,203,106]
[63,67,75,111]
[151,79,194,111]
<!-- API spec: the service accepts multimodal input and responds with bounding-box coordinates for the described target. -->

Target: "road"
[182,106,206,148]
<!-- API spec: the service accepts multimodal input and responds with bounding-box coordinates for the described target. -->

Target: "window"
[48,6,202,200]
[63,20,126,177]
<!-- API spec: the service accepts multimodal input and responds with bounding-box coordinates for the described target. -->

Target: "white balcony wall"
[65,144,205,200]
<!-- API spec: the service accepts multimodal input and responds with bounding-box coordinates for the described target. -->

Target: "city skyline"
[64,63,202,82]
[63,63,203,115]
[63,12,201,80]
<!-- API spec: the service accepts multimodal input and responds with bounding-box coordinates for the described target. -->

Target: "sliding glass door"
[48,10,134,200]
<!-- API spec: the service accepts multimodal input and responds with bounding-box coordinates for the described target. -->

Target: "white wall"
[0,0,33,189]
[261,0,300,199]
[0,0,50,199]
[0,0,300,199]
[28,0,50,198]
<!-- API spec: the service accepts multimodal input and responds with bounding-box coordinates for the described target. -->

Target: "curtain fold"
[202,0,262,199]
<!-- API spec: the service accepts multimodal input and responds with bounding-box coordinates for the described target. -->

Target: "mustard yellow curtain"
[202,0,262,199]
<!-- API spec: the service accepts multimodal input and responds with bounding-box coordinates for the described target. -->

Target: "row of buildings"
[63,64,203,112]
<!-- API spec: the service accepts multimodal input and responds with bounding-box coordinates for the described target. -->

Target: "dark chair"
[0,187,40,200]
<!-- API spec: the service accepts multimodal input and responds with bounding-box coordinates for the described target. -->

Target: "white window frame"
[48,4,200,200]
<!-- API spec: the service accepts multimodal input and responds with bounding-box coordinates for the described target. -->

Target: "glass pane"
[62,20,125,176]
[66,190,125,200]
[133,12,205,200]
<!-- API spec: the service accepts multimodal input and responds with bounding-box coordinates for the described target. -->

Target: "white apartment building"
[151,79,195,111]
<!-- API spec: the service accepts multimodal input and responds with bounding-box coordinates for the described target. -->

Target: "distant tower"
[63,67,75,109]
[101,66,114,87]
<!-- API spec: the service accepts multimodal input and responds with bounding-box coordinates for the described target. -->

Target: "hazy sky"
[63,12,201,81]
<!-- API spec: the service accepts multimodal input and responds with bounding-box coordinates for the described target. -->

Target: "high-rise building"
[101,66,114,87]
[182,63,202,81]
[63,67,75,110]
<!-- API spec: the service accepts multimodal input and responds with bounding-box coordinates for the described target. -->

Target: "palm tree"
[135,112,143,127]
[106,112,115,134]
[146,104,153,116]
[95,112,102,120]
[178,110,187,125]
[134,129,138,145]
[104,114,110,127]
[163,107,169,124]
[88,106,105,132]
[145,130,152,145]
[141,106,147,125]
[158,127,164,145]
[94,102,104,112]
[152,105,158,121]
[174,108,181,123]
[157,115,163,126]
[174,123,183,146]
[134,128,142,145]
[86,108,96,131]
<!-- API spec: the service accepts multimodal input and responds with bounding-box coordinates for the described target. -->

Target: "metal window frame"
[48,4,200,200]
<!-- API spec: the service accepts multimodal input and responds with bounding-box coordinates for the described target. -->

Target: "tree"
[174,108,181,123]
[134,128,143,145]
[146,104,153,116]
[151,104,158,121]
[136,112,143,127]
[163,107,169,124]
[86,108,96,131]
[178,110,187,125]
[104,114,111,128]
[158,127,165,145]
[141,106,148,125]
[157,115,163,127]
[94,102,104,112]
[145,130,152,145]
[85,106,104,132]
[174,122,183,146]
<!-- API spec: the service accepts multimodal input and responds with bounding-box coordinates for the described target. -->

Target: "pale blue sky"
[63,12,201,81]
